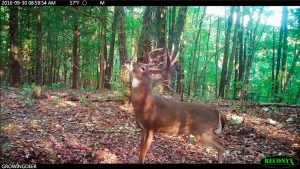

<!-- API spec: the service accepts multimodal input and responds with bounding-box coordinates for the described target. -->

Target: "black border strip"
[0,0,299,6]
[34,164,285,169]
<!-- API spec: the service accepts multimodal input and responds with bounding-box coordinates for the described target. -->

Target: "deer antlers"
[142,48,177,80]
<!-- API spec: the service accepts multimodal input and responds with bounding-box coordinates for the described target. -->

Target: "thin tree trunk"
[214,17,221,98]
[102,7,108,89]
[275,7,284,95]
[166,7,187,93]
[9,7,21,87]
[26,8,32,84]
[191,7,206,98]
[201,15,212,97]
[168,6,176,50]
[176,36,186,101]
[225,7,240,99]
[35,7,42,85]
[0,7,3,82]
[97,24,103,90]
[137,7,156,63]
[287,50,299,86]
[238,9,245,82]
[281,6,288,92]
[244,7,263,84]
[187,7,200,97]
[157,6,167,49]
[172,8,188,71]
[71,8,80,89]
[117,6,128,65]
[219,7,234,98]
[106,6,119,90]
[272,26,275,92]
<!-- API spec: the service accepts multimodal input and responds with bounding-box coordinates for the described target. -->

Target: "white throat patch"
[132,78,141,88]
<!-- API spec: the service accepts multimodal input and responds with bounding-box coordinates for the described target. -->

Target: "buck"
[124,50,227,163]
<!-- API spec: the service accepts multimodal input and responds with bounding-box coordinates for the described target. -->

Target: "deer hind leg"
[139,129,154,163]
[198,132,225,163]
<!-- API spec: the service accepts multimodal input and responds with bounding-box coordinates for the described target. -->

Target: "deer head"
[125,48,177,82]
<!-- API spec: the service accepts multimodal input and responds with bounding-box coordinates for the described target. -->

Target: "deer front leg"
[200,132,225,163]
[139,129,154,163]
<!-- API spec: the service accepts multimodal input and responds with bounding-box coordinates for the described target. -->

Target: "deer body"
[125,60,226,164]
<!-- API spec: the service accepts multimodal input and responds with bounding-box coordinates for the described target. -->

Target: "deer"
[124,49,227,164]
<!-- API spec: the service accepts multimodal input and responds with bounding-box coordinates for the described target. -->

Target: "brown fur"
[125,61,226,163]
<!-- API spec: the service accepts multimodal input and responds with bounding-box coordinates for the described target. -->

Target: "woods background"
[1,6,299,104]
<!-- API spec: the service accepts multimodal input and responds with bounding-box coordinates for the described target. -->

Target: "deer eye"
[140,66,146,72]
[125,60,131,65]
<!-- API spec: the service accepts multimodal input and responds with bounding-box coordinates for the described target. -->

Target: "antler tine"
[140,61,164,67]
[148,48,164,55]
[150,52,168,63]
[140,48,167,68]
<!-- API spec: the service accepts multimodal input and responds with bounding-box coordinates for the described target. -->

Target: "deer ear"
[125,60,133,71]
[140,66,146,72]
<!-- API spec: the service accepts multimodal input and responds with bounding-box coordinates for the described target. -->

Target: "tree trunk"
[219,7,234,98]
[238,9,245,82]
[214,17,221,98]
[71,8,80,89]
[225,7,240,99]
[190,7,206,98]
[137,7,157,63]
[187,8,200,97]
[170,7,187,92]
[287,50,299,87]
[157,6,167,49]
[244,8,263,84]
[97,7,108,90]
[272,26,275,92]
[275,7,284,95]
[176,36,186,101]
[242,8,264,101]
[0,7,4,82]
[281,6,288,92]
[97,24,104,90]
[26,8,33,84]
[156,6,168,92]
[201,15,212,97]
[117,6,128,65]
[106,6,119,90]
[172,6,188,57]
[168,7,176,50]
[9,7,21,87]
[35,7,43,85]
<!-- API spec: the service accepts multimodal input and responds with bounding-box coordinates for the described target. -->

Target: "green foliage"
[21,84,36,108]
[269,107,280,115]
[22,83,35,95]
[112,82,128,101]
[29,115,35,125]
[84,86,97,91]
[1,142,12,153]
[229,118,240,125]
[51,83,65,90]
[1,6,299,105]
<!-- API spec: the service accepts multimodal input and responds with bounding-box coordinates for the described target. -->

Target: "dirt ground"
[1,87,299,163]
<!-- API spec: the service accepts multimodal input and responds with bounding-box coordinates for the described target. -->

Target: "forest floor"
[1,87,299,164]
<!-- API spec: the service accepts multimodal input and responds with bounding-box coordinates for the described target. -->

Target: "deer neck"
[130,77,154,113]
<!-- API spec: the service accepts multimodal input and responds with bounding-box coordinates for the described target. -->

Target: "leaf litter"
[0,88,299,163]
